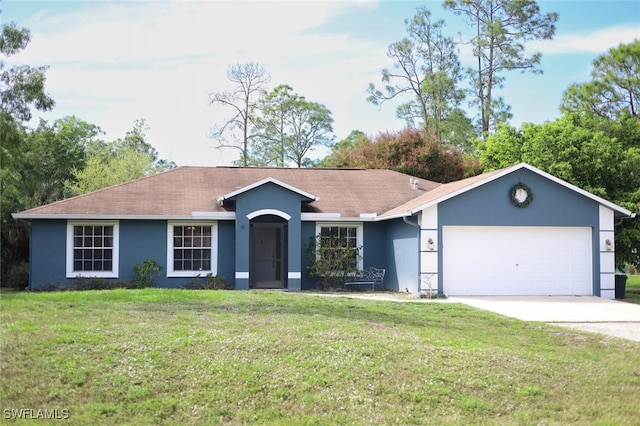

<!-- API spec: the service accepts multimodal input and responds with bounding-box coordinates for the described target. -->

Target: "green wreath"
[510,183,533,208]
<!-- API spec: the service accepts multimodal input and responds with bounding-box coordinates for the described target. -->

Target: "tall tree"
[556,40,640,268]
[1,22,57,288]
[66,119,176,195]
[250,85,334,167]
[1,117,98,288]
[316,130,368,167]
[1,23,55,122]
[114,118,176,171]
[208,62,270,166]
[367,6,468,142]
[443,0,558,135]
[562,40,640,121]
[480,114,639,267]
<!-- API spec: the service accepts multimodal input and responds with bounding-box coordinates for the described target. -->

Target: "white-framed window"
[66,221,119,278]
[167,222,218,277]
[315,223,364,270]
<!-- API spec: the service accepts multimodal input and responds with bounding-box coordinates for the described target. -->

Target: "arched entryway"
[249,214,288,289]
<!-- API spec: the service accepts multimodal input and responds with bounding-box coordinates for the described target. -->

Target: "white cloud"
[528,24,639,55]
[11,1,395,166]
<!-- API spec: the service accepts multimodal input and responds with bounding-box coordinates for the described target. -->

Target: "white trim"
[235,272,249,279]
[599,205,615,231]
[66,220,120,278]
[315,222,364,270]
[247,209,291,221]
[304,215,373,222]
[301,213,341,221]
[359,213,377,219]
[14,213,233,220]
[191,212,236,220]
[167,221,218,278]
[420,205,438,229]
[600,289,615,300]
[288,272,302,279]
[219,177,317,202]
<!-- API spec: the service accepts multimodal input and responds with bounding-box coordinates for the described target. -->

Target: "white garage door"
[442,226,592,296]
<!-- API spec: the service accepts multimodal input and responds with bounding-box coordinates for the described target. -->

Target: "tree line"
[207,2,638,267]
[1,23,175,287]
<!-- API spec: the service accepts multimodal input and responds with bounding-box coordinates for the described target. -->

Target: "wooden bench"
[344,267,385,291]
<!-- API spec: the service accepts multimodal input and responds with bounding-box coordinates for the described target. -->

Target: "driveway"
[449,296,640,342]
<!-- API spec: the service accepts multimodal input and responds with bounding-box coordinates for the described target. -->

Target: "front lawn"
[1,290,639,425]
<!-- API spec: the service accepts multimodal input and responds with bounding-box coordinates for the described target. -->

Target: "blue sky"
[2,0,639,166]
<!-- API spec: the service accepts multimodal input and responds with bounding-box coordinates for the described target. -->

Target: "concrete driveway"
[449,296,640,342]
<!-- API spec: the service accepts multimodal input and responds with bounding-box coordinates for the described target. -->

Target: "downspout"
[615,212,636,226]
[402,215,420,229]
[402,215,422,295]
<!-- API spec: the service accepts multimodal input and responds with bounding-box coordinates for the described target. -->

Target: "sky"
[2,0,639,167]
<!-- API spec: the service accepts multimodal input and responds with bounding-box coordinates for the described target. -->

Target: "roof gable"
[381,163,635,219]
[218,177,317,203]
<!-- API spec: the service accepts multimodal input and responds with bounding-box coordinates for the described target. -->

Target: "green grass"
[1,290,639,425]
[624,274,640,305]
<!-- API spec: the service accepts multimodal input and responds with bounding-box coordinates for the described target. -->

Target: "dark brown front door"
[250,223,286,289]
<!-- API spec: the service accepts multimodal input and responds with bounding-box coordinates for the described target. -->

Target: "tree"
[66,120,176,195]
[323,128,482,182]
[250,85,334,167]
[208,62,270,166]
[1,117,98,288]
[68,149,156,195]
[315,130,367,167]
[115,118,176,171]
[555,41,640,268]
[1,22,58,288]
[367,6,468,142]
[562,40,640,121]
[1,23,55,122]
[479,114,640,268]
[443,0,558,135]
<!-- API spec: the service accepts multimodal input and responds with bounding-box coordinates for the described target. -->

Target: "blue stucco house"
[13,163,635,298]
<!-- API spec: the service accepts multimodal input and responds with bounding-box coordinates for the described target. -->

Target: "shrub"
[133,259,162,289]
[305,234,362,290]
[182,273,231,290]
[72,277,136,291]
[2,260,29,290]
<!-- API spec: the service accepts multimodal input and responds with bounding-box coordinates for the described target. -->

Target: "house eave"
[12,212,238,221]
[300,213,379,222]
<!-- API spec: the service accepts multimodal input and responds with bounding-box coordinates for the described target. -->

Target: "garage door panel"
[443,226,592,296]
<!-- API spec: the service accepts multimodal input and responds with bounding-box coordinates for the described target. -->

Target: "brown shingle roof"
[380,169,505,218]
[14,164,635,220]
[15,167,442,218]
